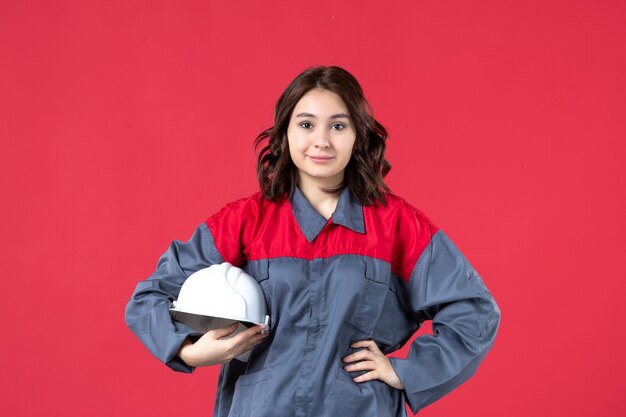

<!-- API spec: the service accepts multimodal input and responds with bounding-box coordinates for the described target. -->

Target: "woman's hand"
[178,322,269,367]
[342,340,405,390]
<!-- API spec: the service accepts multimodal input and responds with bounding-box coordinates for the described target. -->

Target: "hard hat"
[170,262,271,361]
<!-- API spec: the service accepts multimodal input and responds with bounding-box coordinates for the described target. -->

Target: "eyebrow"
[295,112,351,119]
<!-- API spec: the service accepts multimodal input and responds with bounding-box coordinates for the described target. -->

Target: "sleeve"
[124,222,225,373]
[389,228,501,413]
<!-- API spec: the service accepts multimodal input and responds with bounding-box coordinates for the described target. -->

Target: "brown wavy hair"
[255,66,391,206]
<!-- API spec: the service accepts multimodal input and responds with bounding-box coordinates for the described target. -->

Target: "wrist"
[177,338,198,367]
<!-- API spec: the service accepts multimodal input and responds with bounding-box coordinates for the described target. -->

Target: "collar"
[291,186,366,242]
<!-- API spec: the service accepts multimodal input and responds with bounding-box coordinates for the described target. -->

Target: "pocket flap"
[245,258,269,282]
[364,258,391,285]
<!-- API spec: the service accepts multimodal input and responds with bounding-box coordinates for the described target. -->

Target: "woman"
[125,66,500,417]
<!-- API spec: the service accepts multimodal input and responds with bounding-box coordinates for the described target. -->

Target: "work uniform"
[125,186,501,417]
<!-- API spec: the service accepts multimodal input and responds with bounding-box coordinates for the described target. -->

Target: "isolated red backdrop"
[1,1,625,416]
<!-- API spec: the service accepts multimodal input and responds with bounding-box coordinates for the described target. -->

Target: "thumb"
[209,322,239,339]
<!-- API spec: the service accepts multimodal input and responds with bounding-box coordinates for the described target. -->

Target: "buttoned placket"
[290,186,365,417]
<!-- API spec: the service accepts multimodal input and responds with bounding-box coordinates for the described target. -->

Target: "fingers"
[352,370,379,383]
[342,339,396,386]
[186,323,270,366]
[221,324,269,360]
[247,332,270,349]
[233,324,268,341]
[343,360,376,373]
[342,340,380,364]
[342,349,373,364]
[350,340,380,351]
[209,322,239,339]
[229,324,269,348]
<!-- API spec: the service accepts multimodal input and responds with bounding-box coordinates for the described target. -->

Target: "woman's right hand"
[177,322,269,367]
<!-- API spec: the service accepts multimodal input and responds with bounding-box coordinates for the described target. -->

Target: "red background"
[1,1,625,416]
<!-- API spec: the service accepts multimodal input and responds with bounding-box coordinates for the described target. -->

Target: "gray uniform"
[125,186,501,416]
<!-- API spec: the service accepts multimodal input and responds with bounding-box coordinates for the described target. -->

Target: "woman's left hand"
[342,340,405,390]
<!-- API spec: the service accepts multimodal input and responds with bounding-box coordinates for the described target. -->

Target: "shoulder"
[203,192,272,265]
[204,191,286,241]
[367,192,440,237]
[366,192,441,281]
[205,192,266,226]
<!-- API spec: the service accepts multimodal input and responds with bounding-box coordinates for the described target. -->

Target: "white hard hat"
[170,262,270,362]
[170,262,271,361]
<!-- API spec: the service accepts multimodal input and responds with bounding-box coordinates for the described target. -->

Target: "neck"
[297,175,343,220]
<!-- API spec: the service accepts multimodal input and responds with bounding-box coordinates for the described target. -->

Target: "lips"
[308,155,334,163]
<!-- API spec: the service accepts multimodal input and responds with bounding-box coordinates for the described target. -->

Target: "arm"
[390,229,501,413]
[124,222,224,373]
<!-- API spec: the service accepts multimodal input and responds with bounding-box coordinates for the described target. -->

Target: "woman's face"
[287,88,356,189]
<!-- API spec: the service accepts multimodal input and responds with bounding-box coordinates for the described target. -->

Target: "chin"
[303,171,345,184]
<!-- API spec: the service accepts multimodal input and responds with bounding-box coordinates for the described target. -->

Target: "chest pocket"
[346,258,417,352]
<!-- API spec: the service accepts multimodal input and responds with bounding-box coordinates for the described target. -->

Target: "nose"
[314,129,330,149]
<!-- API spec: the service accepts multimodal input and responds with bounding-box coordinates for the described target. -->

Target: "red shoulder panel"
[204,192,262,267]
[385,195,439,281]
[206,192,438,282]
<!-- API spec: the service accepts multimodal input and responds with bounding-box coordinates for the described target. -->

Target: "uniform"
[125,186,501,417]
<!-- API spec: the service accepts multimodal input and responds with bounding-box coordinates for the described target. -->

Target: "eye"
[331,123,345,130]
[299,122,313,129]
